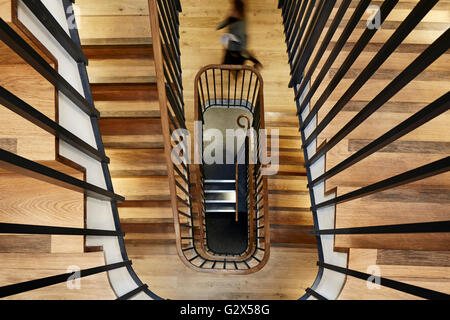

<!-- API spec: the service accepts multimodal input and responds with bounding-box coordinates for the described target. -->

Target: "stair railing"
[188,64,270,274]
[278,0,449,300]
[0,0,159,299]
[149,0,204,272]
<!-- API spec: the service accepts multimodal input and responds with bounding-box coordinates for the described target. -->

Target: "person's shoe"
[254,61,263,70]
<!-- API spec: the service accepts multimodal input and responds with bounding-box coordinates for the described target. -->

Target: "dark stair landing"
[203,162,249,255]
[205,211,248,255]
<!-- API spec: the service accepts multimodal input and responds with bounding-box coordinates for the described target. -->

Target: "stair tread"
[87,57,156,84]
[83,44,153,60]
[107,148,167,177]
[338,249,450,300]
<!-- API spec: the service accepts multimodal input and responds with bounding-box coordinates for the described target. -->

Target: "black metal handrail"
[279,0,450,300]
[0,18,99,118]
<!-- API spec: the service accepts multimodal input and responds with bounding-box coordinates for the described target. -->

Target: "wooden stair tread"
[0,53,56,160]
[0,252,115,300]
[77,15,151,46]
[121,222,175,234]
[112,176,170,201]
[96,100,160,118]
[0,169,84,254]
[334,171,450,251]
[338,249,450,299]
[107,148,167,177]
[91,83,158,101]
[119,206,173,224]
[75,0,150,16]
[325,141,450,193]
[98,118,162,136]
[270,224,316,245]
[87,57,156,84]
[83,44,153,59]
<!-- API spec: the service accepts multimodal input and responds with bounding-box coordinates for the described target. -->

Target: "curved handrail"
[187,64,270,274]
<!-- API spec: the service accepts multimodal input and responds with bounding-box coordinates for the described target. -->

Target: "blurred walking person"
[217,0,262,68]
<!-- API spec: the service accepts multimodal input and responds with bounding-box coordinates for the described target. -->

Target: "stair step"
[119,206,173,224]
[334,182,450,251]
[96,100,160,118]
[83,44,153,59]
[124,232,176,242]
[205,202,236,212]
[269,208,313,226]
[98,118,163,148]
[0,169,84,254]
[204,179,236,184]
[112,176,170,201]
[121,223,175,234]
[0,252,116,299]
[268,176,308,192]
[270,225,316,246]
[98,118,162,136]
[268,193,310,209]
[338,248,450,300]
[91,83,158,101]
[107,148,167,177]
[78,14,151,46]
[204,192,236,203]
[87,57,156,84]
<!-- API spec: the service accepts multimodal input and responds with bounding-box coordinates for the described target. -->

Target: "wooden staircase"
[279,0,450,299]
[0,0,117,299]
[76,0,175,252]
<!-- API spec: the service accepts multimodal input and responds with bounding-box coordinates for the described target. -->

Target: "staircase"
[76,0,175,251]
[0,0,448,301]
[279,0,450,299]
[0,0,153,299]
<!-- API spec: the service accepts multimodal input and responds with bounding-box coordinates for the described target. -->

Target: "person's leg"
[224,50,245,65]
[240,50,262,69]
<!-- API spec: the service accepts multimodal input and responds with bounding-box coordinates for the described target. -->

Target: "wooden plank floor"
[130,244,317,300]
[338,248,450,300]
